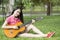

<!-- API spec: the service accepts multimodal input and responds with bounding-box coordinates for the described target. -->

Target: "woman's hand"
[32,19,35,24]
[2,26,18,29]
[13,26,18,29]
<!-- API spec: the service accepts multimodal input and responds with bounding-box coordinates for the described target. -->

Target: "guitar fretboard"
[19,17,43,27]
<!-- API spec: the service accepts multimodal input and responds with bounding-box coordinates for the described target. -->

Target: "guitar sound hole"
[9,30,13,34]
[10,31,13,34]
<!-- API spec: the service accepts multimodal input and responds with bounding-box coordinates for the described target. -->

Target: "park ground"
[0,15,60,40]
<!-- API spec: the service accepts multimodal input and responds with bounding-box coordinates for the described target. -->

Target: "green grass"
[0,15,60,40]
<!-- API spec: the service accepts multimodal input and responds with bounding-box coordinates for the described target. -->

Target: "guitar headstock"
[34,17,43,21]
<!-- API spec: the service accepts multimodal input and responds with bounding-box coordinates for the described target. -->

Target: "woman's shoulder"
[7,15,13,19]
[6,15,13,20]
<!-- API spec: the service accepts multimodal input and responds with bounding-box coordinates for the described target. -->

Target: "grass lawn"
[0,15,60,40]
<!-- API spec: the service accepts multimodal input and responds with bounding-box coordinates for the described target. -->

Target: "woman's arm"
[2,21,18,29]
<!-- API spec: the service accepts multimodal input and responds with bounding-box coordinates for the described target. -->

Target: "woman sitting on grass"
[2,7,55,38]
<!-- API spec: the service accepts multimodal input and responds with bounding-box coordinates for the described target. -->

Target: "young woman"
[2,7,55,38]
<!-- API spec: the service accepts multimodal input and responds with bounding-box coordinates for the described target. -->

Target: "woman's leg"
[18,33,47,37]
[18,24,47,37]
[18,24,55,38]
[25,24,45,35]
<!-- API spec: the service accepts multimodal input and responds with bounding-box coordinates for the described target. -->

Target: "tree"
[41,0,51,16]
[9,0,14,12]
[0,0,2,4]
[31,0,60,16]
[47,1,51,16]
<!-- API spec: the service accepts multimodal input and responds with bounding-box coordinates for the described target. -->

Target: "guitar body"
[4,22,26,38]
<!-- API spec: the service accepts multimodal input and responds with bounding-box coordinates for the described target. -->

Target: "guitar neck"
[19,17,43,27]
[19,20,32,27]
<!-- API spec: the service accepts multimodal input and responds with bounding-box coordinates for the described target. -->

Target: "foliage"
[0,0,8,4]
[0,0,60,7]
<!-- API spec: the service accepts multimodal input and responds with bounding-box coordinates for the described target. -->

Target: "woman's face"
[13,9,20,17]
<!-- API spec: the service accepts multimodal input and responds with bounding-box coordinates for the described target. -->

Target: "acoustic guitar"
[3,17,43,38]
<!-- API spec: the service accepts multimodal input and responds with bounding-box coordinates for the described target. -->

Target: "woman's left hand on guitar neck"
[32,19,35,24]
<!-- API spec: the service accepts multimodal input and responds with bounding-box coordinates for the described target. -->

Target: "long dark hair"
[11,7,24,23]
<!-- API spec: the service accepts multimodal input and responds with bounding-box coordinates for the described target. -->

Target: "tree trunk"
[47,1,51,16]
[8,0,14,12]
